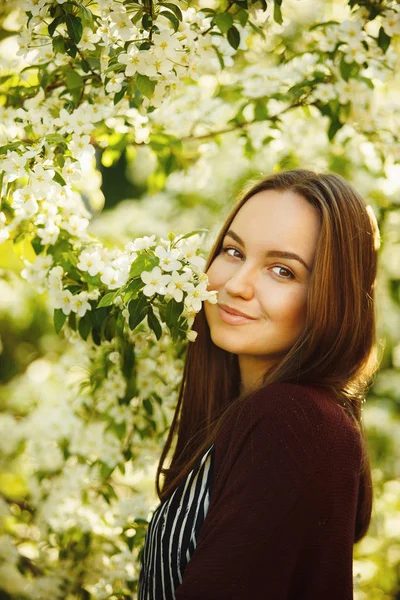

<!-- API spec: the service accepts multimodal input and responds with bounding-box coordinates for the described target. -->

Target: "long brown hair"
[156,169,380,544]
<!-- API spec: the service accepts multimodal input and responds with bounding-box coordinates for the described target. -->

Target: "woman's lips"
[218,305,257,325]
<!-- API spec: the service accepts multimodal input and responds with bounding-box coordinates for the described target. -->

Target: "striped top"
[137,444,215,600]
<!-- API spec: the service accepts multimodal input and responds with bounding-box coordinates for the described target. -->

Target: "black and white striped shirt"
[137,444,215,600]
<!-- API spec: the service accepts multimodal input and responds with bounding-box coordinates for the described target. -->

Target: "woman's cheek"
[263,285,306,321]
[206,258,228,289]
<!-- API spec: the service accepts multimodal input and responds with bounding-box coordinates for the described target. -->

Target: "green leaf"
[90,306,109,328]
[64,40,77,58]
[78,312,92,340]
[247,19,266,40]
[0,142,23,155]
[46,133,68,145]
[92,327,101,345]
[254,100,269,121]
[128,295,148,330]
[199,8,216,16]
[135,73,156,100]
[142,13,153,31]
[68,311,76,330]
[52,35,65,54]
[328,114,343,140]
[273,0,283,25]
[143,397,153,415]
[357,75,374,90]
[214,13,233,34]
[0,74,13,85]
[116,312,125,338]
[53,171,67,186]
[236,9,248,27]
[100,463,115,481]
[68,251,79,267]
[74,1,94,27]
[227,25,240,50]
[339,56,354,82]
[309,20,340,31]
[129,253,159,279]
[113,85,127,105]
[132,8,144,25]
[65,13,83,44]
[377,26,391,54]
[54,309,67,334]
[171,228,209,247]
[97,292,117,308]
[165,299,184,330]
[103,314,117,341]
[162,2,183,20]
[160,10,180,31]
[31,236,43,255]
[48,16,64,37]
[147,307,162,340]
[66,70,84,90]
[124,277,144,299]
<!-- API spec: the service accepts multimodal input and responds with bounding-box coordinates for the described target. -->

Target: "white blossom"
[52,289,74,315]
[109,9,138,42]
[129,235,156,251]
[141,266,171,297]
[165,270,192,302]
[37,221,61,245]
[77,249,104,276]
[338,20,365,46]
[30,163,55,192]
[382,9,400,37]
[105,73,125,94]
[100,266,127,290]
[21,255,53,287]
[186,329,198,342]
[311,83,337,103]
[79,27,101,52]
[63,215,90,237]
[341,43,368,65]
[154,245,182,272]
[62,158,82,185]
[47,266,64,293]
[11,187,39,219]
[69,134,95,160]
[0,151,27,183]
[69,291,92,317]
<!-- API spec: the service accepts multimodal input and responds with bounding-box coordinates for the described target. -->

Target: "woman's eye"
[223,246,242,259]
[222,247,294,280]
[271,266,295,280]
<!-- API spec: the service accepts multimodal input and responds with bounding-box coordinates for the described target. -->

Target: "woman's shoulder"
[248,381,355,427]
[223,381,360,457]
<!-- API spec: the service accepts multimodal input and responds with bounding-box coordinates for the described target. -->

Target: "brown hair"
[156,168,380,544]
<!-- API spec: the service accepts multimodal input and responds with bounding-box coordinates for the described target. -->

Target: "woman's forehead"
[229,190,321,250]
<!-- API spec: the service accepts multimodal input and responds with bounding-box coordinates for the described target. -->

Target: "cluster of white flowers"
[19,231,217,342]
[0,320,174,597]
[140,239,210,311]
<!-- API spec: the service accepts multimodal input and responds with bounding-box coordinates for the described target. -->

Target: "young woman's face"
[204,189,321,377]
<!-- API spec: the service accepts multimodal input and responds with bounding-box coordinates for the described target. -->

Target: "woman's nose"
[224,265,255,299]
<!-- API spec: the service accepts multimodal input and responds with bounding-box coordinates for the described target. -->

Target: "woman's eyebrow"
[225,229,311,272]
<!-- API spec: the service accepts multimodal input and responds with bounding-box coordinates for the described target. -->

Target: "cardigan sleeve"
[175,383,359,600]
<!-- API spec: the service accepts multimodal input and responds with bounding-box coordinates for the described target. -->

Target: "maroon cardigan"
[175,382,362,599]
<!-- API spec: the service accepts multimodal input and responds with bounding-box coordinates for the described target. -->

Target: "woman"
[137,169,380,600]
